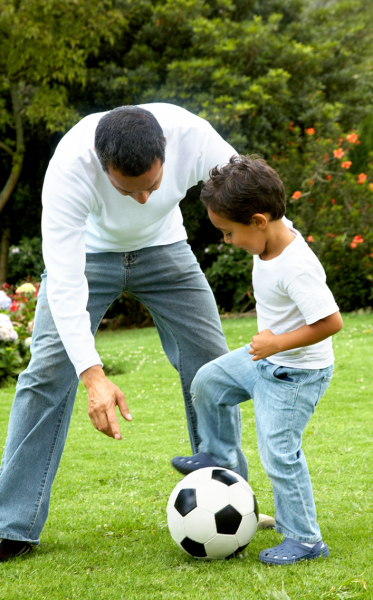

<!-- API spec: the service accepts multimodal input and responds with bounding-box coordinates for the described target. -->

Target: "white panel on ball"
[235,513,258,547]
[180,468,215,489]
[229,482,255,516]
[183,507,217,543]
[196,479,230,513]
[205,534,239,559]
[167,508,186,543]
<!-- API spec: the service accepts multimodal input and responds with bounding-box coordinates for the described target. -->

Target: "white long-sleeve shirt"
[42,103,236,376]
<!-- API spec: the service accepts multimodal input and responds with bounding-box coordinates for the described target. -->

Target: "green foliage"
[204,243,254,312]
[0,343,23,383]
[7,237,44,284]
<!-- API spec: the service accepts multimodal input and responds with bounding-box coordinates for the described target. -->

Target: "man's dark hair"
[95,106,166,177]
[201,154,286,223]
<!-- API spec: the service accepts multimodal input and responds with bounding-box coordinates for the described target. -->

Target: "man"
[1,103,263,561]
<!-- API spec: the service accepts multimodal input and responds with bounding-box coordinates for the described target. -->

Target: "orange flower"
[341,161,352,169]
[308,180,313,185]
[291,191,302,199]
[350,242,357,249]
[333,148,345,159]
[353,235,364,244]
[358,173,367,184]
[326,175,332,180]
[369,183,373,191]
[307,235,314,242]
[306,128,315,135]
[331,198,335,204]
[346,133,358,144]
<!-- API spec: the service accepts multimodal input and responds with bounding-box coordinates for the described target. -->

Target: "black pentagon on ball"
[181,537,207,558]
[211,469,239,486]
[253,494,259,521]
[215,504,242,534]
[174,488,197,517]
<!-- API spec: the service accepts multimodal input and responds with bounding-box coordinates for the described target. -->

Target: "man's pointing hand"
[81,365,132,439]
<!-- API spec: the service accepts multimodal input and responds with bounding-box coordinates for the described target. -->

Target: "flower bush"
[0,281,39,386]
[274,122,373,311]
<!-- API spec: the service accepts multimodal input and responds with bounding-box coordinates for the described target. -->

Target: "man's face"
[106,159,164,204]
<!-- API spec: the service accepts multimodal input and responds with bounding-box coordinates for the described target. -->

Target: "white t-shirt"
[252,227,339,369]
[41,103,236,376]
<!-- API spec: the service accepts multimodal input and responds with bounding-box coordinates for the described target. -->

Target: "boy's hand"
[249,329,279,361]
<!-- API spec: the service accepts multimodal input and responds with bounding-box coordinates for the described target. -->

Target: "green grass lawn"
[0,315,372,599]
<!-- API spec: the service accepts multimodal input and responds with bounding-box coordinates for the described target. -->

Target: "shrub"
[7,237,44,285]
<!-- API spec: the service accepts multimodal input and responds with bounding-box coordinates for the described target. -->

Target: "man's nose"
[133,191,150,204]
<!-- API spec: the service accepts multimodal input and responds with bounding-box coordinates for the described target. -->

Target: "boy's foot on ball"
[172,452,221,475]
[259,538,329,565]
[0,538,32,562]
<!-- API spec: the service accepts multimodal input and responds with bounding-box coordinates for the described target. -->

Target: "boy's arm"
[249,311,343,361]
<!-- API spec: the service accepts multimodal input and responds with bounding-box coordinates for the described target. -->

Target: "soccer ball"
[167,467,258,559]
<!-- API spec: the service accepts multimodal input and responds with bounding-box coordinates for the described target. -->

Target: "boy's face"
[208,209,268,255]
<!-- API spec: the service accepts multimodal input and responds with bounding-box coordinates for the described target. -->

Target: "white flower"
[26,320,34,335]
[16,283,36,294]
[0,313,12,326]
[11,247,20,254]
[0,324,18,342]
[24,337,32,347]
[0,291,12,311]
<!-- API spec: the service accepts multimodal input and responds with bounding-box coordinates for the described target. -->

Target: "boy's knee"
[191,361,219,398]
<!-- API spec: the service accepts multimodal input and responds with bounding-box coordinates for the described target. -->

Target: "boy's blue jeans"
[0,241,229,545]
[192,347,333,543]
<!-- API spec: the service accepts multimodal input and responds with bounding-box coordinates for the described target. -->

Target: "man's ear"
[251,213,269,229]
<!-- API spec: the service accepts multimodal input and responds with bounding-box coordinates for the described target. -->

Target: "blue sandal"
[259,538,329,565]
[171,452,220,475]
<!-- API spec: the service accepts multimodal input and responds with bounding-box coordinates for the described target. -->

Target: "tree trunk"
[0,82,25,282]
[0,224,11,286]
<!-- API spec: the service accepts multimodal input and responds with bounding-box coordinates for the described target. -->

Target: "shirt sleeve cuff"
[305,303,340,325]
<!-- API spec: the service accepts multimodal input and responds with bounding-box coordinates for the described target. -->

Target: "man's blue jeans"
[192,347,333,543]
[0,241,229,544]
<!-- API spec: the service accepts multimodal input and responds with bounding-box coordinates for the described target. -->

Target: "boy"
[172,155,343,565]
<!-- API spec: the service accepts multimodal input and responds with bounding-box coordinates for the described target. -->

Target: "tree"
[0,0,126,283]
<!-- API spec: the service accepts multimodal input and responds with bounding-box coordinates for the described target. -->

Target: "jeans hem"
[0,532,40,545]
[275,526,322,544]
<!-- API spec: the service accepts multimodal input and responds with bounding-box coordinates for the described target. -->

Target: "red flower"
[331,198,335,204]
[326,175,332,180]
[358,173,367,184]
[10,300,18,313]
[306,128,315,135]
[352,235,364,244]
[333,148,345,159]
[341,161,352,169]
[291,191,302,199]
[289,122,294,131]
[308,180,313,185]
[307,235,314,242]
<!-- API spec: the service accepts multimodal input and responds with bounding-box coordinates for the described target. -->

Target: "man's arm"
[249,311,343,361]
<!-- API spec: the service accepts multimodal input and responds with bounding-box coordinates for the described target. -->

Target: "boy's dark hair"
[95,106,166,177]
[201,154,286,223]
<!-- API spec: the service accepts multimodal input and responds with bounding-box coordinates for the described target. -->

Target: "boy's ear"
[251,213,269,229]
